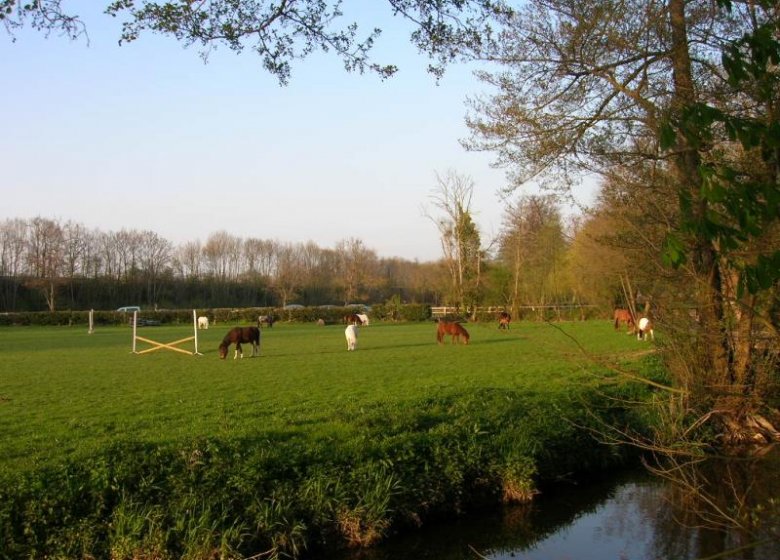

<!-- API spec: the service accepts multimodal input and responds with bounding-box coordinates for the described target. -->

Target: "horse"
[613,308,635,333]
[356,313,369,326]
[437,320,470,345]
[197,316,209,330]
[257,314,275,328]
[344,313,363,326]
[219,326,261,359]
[498,311,511,330]
[345,324,358,351]
[637,317,655,341]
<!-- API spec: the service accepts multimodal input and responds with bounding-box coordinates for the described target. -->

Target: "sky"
[1,1,596,262]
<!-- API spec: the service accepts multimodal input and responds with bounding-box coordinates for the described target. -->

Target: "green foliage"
[660,3,780,296]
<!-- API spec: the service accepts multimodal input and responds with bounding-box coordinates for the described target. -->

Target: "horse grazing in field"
[613,308,635,333]
[257,314,275,328]
[197,316,209,329]
[344,313,363,326]
[437,320,470,345]
[219,326,261,359]
[498,311,511,330]
[345,324,358,351]
[636,317,655,341]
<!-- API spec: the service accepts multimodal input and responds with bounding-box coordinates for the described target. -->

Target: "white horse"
[637,317,654,341]
[356,313,369,326]
[345,324,358,351]
[197,316,209,330]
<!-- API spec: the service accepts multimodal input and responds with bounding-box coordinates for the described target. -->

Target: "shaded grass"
[0,320,656,558]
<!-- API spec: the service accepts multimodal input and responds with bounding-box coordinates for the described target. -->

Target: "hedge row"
[0,304,602,327]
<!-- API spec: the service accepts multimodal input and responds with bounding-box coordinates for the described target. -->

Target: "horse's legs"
[235,342,242,359]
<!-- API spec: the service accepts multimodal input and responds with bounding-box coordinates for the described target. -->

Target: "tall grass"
[0,320,656,558]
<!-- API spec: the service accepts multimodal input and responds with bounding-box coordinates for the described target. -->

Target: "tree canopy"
[2,0,510,84]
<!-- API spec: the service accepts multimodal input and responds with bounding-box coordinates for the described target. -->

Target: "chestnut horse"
[498,311,511,330]
[219,326,261,359]
[613,308,635,333]
[437,320,470,345]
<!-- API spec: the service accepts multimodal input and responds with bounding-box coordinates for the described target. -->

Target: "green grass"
[0,320,657,559]
[0,320,643,472]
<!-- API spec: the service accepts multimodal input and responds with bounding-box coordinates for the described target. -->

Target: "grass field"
[0,319,657,558]
[1,320,645,472]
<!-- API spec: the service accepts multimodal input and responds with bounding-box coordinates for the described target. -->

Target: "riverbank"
[0,322,658,559]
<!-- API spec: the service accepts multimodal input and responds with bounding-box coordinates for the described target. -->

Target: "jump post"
[132,310,202,356]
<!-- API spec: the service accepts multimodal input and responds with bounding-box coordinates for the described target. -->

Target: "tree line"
[1,192,626,316]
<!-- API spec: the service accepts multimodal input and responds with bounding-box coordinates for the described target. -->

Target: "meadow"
[0,320,658,559]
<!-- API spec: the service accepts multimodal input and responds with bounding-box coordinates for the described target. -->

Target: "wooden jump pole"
[132,310,202,356]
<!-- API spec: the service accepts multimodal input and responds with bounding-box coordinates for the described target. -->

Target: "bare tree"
[173,240,203,279]
[25,216,64,311]
[203,231,242,280]
[273,242,305,308]
[334,238,377,305]
[425,170,483,311]
[139,230,171,307]
[0,218,28,310]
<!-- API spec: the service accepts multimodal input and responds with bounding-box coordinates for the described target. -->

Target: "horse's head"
[218,342,229,359]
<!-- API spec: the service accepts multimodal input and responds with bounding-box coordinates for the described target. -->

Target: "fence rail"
[431,305,599,318]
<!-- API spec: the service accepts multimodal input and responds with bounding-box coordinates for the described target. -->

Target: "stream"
[329,448,780,560]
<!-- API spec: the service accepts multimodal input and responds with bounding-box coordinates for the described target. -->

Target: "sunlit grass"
[0,320,645,473]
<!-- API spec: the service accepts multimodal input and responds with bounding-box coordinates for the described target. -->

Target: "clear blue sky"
[1,1,593,261]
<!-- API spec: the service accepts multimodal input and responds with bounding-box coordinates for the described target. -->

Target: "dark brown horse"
[498,311,511,330]
[344,313,363,326]
[219,326,261,359]
[437,320,470,345]
[613,308,635,333]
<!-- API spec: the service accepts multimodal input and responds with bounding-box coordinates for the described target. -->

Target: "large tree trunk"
[668,0,731,388]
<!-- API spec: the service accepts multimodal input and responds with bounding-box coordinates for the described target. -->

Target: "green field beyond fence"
[0,320,660,559]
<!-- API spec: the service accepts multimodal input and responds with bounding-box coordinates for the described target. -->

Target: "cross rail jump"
[131,310,203,356]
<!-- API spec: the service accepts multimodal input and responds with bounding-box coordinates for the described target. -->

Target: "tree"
[272,241,304,307]
[334,237,376,305]
[25,216,65,311]
[461,0,780,443]
[2,0,510,84]
[425,169,483,312]
[138,230,171,306]
[498,194,568,318]
[0,218,28,310]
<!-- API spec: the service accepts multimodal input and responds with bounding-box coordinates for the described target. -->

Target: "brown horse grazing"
[219,326,261,359]
[613,308,635,333]
[498,311,511,330]
[437,320,470,345]
[344,313,363,326]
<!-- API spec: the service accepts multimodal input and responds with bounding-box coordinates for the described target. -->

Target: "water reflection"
[329,448,780,560]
